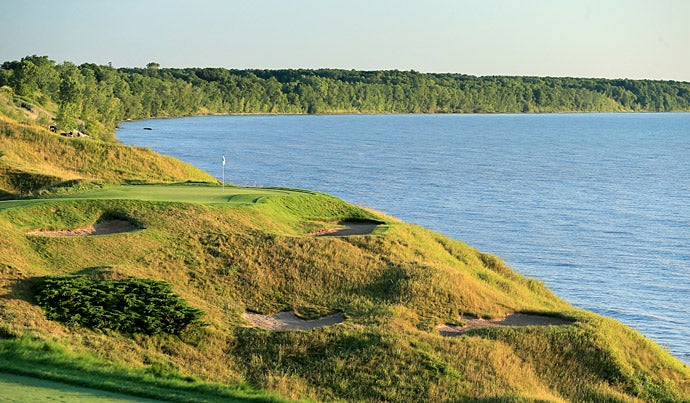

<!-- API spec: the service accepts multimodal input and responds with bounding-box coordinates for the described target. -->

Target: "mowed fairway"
[0,373,163,402]
[0,184,308,210]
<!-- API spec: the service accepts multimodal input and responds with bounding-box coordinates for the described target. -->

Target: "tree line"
[2,55,690,139]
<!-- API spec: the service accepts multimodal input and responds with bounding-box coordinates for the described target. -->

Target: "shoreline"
[113,113,690,365]
[120,109,682,122]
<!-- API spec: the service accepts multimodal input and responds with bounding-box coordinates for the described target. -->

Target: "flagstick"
[222,154,225,191]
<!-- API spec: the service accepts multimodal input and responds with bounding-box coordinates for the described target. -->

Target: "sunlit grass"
[0,336,286,402]
[1,190,687,402]
[0,116,216,197]
[1,115,688,402]
[0,184,306,208]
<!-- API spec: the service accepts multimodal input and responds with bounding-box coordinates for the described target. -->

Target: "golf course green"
[0,184,309,211]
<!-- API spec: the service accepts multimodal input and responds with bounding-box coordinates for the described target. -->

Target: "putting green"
[0,372,163,402]
[0,184,307,210]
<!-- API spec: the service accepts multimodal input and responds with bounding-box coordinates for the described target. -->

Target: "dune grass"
[0,189,688,402]
[0,116,216,197]
[1,115,688,401]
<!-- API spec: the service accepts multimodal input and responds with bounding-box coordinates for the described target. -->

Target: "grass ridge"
[0,116,688,402]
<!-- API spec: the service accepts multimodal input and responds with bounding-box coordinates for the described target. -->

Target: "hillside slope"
[1,190,688,402]
[0,115,216,198]
[0,116,688,402]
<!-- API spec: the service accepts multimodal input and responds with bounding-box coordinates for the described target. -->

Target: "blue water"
[117,113,690,364]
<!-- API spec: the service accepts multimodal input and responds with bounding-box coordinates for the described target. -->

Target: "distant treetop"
[2,55,690,139]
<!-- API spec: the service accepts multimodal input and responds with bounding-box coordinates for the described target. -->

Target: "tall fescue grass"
[1,192,688,402]
[0,116,216,196]
[0,113,687,401]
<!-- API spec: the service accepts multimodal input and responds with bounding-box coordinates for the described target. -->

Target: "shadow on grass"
[0,335,287,402]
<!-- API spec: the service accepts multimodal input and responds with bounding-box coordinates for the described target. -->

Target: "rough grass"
[0,336,286,402]
[1,191,688,402]
[0,89,56,127]
[0,116,216,197]
[0,113,688,402]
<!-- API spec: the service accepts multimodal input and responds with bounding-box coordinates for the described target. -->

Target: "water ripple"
[118,113,690,364]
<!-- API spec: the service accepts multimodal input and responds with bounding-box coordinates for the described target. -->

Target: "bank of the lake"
[118,113,690,364]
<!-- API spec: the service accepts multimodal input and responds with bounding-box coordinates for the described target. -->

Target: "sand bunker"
[438,313,574,336]
[28,220,138,237]
[312,221,381,237]
[243,311,346,331]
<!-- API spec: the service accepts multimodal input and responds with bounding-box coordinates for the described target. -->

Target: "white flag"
[222,154,226,166]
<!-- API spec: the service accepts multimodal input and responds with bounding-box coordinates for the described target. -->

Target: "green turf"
[1,182,688,402]
[65,184,304,204]
[0,372,163,402]
[0,184,308,210]
[0,337,286,403]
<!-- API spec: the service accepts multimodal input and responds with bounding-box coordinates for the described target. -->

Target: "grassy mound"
[0,115,687,401]
[0,189,688,402]
[0,115,216,197]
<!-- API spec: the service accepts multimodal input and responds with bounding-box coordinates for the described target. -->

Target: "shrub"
[33,276,204,336]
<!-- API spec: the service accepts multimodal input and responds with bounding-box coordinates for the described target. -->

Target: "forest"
[2,55,690,139]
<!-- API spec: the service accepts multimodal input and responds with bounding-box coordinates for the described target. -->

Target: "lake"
[117,113,690,364]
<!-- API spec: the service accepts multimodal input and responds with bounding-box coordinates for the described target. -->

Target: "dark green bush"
[33,276,204,335]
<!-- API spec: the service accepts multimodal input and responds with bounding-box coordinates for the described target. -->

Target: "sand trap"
[243,311,346,331]
[27,219,138,237]
[312,221,381,237]
[438,313,574,336]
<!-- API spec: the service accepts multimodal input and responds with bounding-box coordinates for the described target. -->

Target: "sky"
[1,0,689,81]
